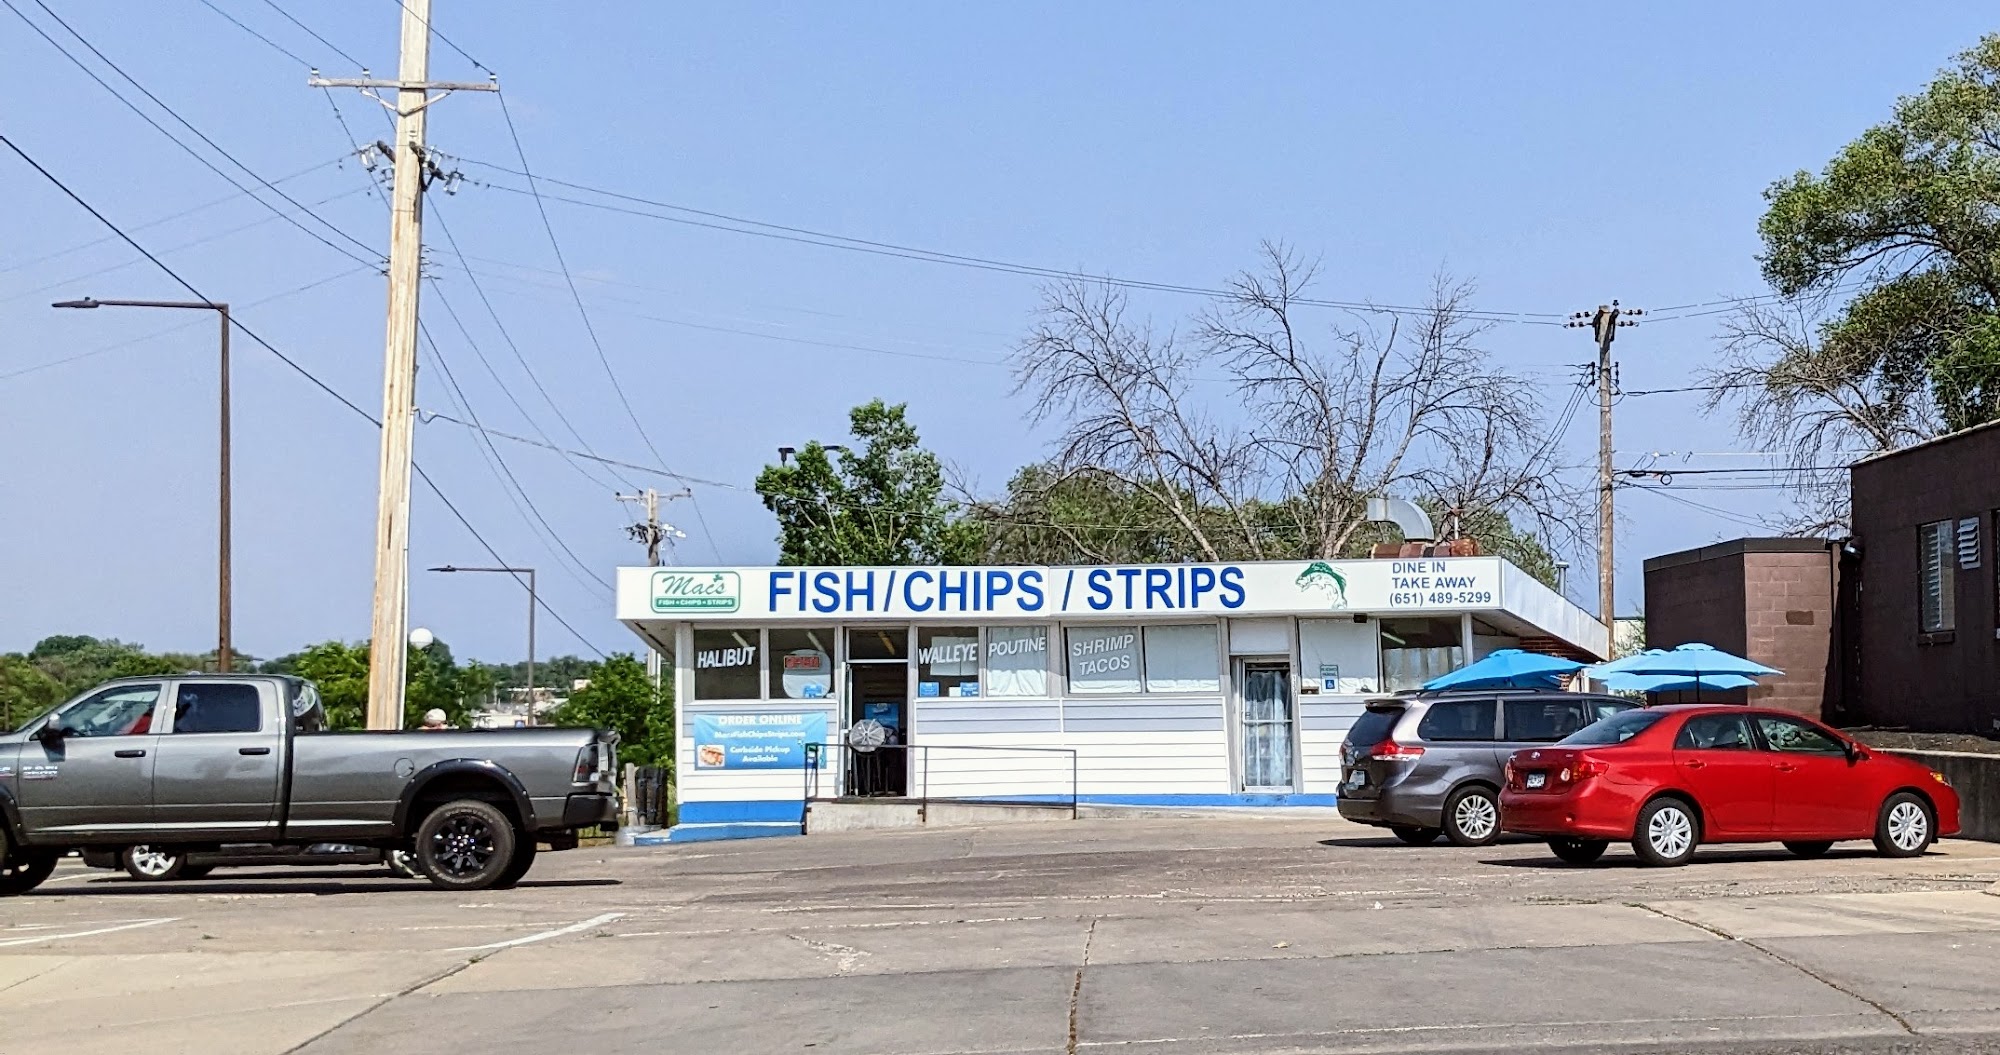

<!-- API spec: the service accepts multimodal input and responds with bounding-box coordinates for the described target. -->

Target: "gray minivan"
[1336,689,1636,846]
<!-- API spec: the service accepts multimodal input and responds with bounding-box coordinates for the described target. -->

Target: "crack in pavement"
[279,958,477,1055]
[1067,917,1099,1055]
[1636,902,1918,1035]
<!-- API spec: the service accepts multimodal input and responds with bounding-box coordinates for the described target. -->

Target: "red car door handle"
[1683,760,1706,770]
[1775,763,1799,772]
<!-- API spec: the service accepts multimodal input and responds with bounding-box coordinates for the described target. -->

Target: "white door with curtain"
[1236,661,1297,792]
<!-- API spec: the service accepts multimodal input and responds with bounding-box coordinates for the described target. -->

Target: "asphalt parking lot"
[5,817,2000,1055]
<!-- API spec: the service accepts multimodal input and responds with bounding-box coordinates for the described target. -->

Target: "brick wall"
[1741,550,1835,717]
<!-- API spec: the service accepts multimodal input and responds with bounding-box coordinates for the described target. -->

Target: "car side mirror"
[35,720,68,746]
[1845,742,1869,764]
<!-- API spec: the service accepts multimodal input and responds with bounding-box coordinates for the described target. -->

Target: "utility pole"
[619,489,689,690]
[311,2,493,730]
[1567,301,1642,631]
[617,488,690,567]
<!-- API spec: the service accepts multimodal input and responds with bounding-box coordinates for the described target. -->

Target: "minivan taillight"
[1372,741,1425,761]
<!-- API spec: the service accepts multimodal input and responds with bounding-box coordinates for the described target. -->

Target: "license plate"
[1345,769,1367,790]
[1524,772,1546,789]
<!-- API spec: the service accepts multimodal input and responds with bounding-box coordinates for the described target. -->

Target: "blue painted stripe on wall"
[678,799,805,824]
[665,822,800,843]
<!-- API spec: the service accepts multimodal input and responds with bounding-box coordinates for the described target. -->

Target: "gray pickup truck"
[0,673,618,895]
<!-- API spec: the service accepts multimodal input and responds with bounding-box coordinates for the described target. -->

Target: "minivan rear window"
[1417,699,1498,741]
[1345,706,1405,747]
[1559,709,1666,746]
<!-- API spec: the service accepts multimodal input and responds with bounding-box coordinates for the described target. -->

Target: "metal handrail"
[801,742,1079,831]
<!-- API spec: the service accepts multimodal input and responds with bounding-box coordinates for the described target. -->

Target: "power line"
[1620,380,1759,397]
[0,157,342,275]
[383,0,489,73]
[1621,483,1773,530]
[1619,465,1849,477]
[492,90,724,563]
[1,186,373,308]
[0,265,371,382]
[195,0,310,67]
[13,0,382,267]
[427,204,635,492]
[420,412,750,490]
[258,0,367,69]
[458,162,1569,326]
[0,131,606,657]
[418,310,615,597]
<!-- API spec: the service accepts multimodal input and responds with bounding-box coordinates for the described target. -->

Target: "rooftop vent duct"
[1365,496,1434,543]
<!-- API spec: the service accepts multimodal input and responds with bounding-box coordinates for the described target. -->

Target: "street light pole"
[429,565,536,726]
[54,297,233,672]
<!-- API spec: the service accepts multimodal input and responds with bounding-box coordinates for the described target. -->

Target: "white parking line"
[0,917,179,948]
[446,912,624,952]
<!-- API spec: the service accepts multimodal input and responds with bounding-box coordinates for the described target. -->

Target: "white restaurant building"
[615,557,1608,842]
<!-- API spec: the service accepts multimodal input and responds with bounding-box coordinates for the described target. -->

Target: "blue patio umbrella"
[1592,643,1780,701]
[1422,648,1584,691]
[1613,642,1782,678]
[1595,671,1759,694]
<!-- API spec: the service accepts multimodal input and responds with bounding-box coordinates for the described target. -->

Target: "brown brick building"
[1847,421,2000,734]
[1641,420,2000,734]
[1642,539,1842,716]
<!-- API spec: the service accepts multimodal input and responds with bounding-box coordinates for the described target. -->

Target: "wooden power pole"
[1567,301,1642,630]
[619,488,688,690]
[312,0,493,729]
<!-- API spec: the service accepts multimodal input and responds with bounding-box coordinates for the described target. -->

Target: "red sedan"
[1500,705,1960,867]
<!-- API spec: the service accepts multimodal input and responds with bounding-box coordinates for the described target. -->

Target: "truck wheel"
[0,830,57,897]
[415,799,518,891]
[123,845,189,881]
[491,843,538,890]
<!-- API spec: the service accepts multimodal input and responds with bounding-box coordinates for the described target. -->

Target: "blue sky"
[2,3,1992,663]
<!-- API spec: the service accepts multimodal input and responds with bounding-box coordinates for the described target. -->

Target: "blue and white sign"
[692,712,826,770]
[620,558,1505,621]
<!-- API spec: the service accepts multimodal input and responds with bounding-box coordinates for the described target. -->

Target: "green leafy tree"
[0,654,62,731]
[756,399,984,566]
[552,653,673,768]
[1735,34,2000,439]
[976,464,1564,588]
[287,641,371,730]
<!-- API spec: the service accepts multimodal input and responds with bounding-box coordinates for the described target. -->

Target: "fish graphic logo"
[1296,561,1348,609]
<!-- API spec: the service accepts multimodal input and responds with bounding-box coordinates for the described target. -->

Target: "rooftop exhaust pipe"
[1366,496,1435,543]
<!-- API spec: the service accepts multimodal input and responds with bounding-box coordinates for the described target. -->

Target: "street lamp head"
[51,298,100,309]
[408,626,435,650]
[428,565,458,573]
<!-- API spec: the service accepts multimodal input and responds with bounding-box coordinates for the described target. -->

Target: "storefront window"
[692,628,762,700]
[847,626,908,661]
[1142,624,1220,693]
[917,626,981,699]
[767,628,836,700]
[1067,625,1142,694]
[985,626,1049,697]
[1379,617,1464,693]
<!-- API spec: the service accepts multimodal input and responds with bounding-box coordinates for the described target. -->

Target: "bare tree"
[1011,243,1585,562]
[1701,294,1943,535]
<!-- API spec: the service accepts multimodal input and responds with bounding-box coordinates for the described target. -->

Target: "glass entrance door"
[1237,662,1297,792]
